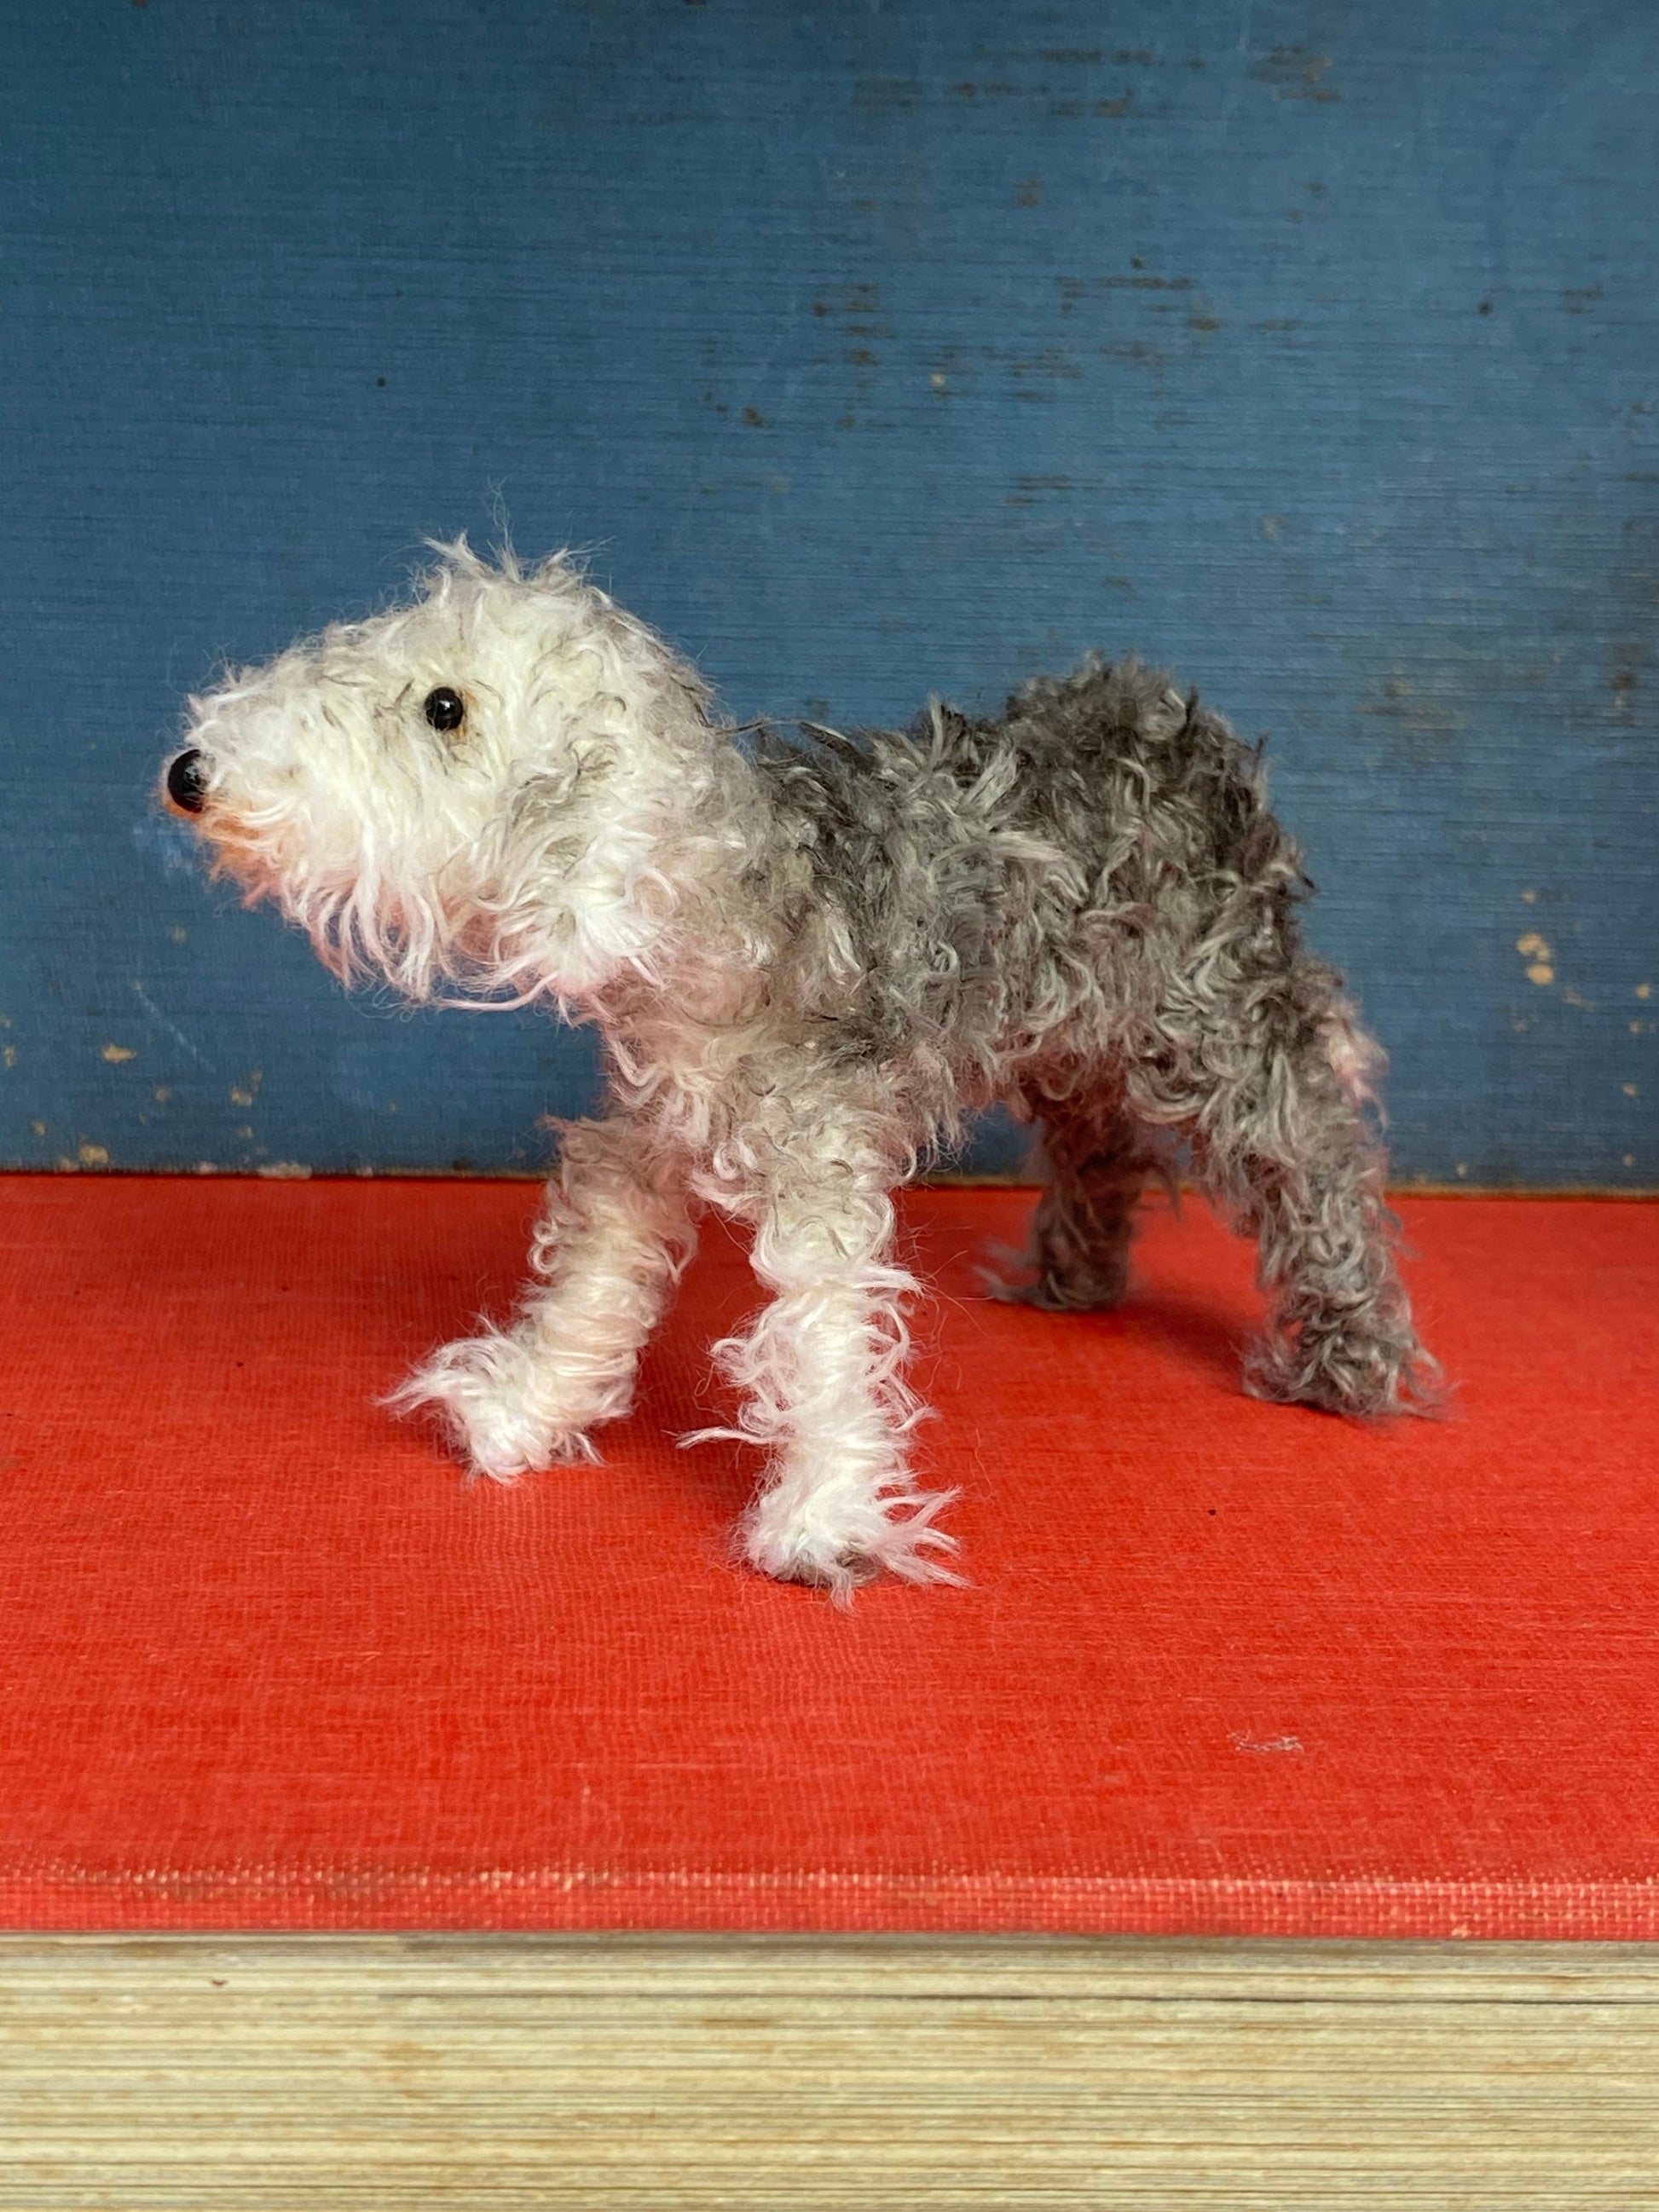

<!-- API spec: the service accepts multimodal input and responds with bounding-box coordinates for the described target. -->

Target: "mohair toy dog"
[165,543,1436,1594]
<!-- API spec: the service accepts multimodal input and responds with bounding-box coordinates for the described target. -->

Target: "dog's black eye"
[423,685,465,733]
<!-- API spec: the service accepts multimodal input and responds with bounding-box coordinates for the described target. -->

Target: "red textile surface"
[0,1176,1655,1938]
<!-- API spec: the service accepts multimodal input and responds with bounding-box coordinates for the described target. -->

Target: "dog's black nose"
[166,749,209,815]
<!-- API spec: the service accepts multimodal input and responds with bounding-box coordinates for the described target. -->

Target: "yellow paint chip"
[1520,888,1537,904]
[1516,932,1554,985]
[2,1045,14,1069]
[1624,1083,1639,1099]
[1455,1162,1469,1178]
[78,1143,109,1167]
[168,926,188,944]
[229,1088,254,1106]
[31,1119,46,1136]
[1638,983,1652,1001]
[153,1085,171,1103]
[929,373,947,390]
[101,1043,136,1064]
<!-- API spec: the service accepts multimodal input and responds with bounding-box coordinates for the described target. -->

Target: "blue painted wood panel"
[1,0,1654,1185]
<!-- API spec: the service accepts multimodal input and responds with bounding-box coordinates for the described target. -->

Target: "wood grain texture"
[1,1935,1656,2208]
[0,1,1654,1185]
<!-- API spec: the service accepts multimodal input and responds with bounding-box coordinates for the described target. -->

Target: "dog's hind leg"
[390,1113,693,1479]
[1140,986,1438,1417]
[1003,1097,1165,1312]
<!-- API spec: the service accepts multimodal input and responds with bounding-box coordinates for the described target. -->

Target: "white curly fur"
[167,541,1432,1597]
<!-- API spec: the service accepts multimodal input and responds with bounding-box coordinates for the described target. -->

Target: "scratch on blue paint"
[131,979,214,1073]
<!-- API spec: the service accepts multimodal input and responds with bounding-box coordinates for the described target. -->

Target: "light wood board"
[1,1934,1656,2207]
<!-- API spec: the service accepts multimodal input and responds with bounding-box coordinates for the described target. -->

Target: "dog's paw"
[388,1330,600,1481]
[739,1481,964,1603]
[1244,1316,1445,1419]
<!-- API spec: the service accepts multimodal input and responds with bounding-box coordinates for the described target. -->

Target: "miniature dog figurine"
[165,543,1436,1593]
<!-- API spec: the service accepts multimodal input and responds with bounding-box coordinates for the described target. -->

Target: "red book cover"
[1,1178,1654,1938]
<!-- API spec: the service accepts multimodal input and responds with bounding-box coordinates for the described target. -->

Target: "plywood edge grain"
[0,1935,1656,2208]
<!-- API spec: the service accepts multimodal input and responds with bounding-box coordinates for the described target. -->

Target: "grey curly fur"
[752,657,1436,1418]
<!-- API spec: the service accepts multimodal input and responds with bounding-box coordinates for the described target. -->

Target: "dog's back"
[750,660,1301,1119]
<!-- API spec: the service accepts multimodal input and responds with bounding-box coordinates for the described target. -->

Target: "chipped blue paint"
[1,0,1654,1184]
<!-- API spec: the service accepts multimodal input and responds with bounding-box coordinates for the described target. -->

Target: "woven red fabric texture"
[0,1176,1654,1937]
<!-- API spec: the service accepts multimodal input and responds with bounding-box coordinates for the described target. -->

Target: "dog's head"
[165,542,721,1004]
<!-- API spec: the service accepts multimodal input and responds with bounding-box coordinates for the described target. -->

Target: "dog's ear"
[510,731,621,820]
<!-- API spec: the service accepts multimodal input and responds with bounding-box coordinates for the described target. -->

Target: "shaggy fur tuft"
[166,543,1438,1594]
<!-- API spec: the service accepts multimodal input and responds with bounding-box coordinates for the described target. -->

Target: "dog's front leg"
[393,1115,691,1479]
[710,1141,961,1598]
